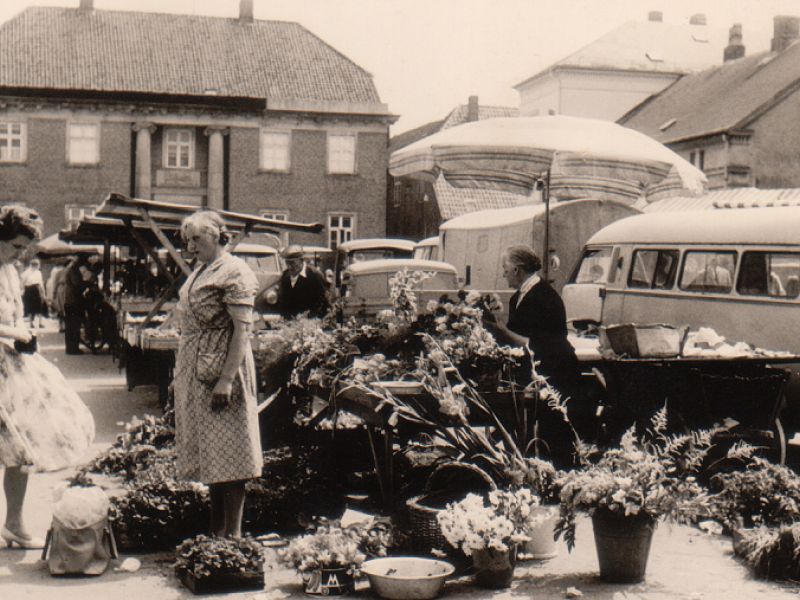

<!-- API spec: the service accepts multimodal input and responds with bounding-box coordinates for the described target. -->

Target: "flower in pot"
[437,488,541,589]
[555,409,714,583]
[520,457,564,560]
[278,525,366,596]
[174,534,265,594]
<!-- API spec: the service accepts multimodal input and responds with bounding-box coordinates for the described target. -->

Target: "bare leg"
[223,481,247,538]
[3,467,29,535]
[208,484,225,537]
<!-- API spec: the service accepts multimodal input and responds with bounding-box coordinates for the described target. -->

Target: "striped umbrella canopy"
[389,116,706,203]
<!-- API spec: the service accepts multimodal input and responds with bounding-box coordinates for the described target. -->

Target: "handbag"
[42,515,118,576]
[196,351,226,385]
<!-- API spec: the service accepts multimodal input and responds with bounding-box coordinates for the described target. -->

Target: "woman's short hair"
[504,245,542,274]
[0,205,43,242]
[181,210,230,246]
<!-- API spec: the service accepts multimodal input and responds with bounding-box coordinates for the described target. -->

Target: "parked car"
[339,258,459,319]
[413,236,440,261]
[334,238,415,286]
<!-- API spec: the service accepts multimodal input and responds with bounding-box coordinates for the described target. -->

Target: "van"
[562,207,800,353]
[339,258,459,319]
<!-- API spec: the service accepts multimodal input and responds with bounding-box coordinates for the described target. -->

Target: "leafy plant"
[709,456,800,531]
[278,525,367,575]
[174,534,264,579]
[736,524,800,581]
[523,458,563,506]
[555,407,717,551]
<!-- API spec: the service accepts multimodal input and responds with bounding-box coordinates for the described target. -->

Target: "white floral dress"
[0,263,95,471]
[174,253,263,484]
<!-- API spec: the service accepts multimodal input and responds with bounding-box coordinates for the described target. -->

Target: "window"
[163,128,194,169]
[679,250,737,293]
[260,131,290,171]
[737,251,800,298]
[328,214,355,249]
[628,249,679,290]
[689,149,705,171]
[327,134,356,174]
[65,204,97,229]
[67,123,100,165]
[0,122,25,162]
[574,247,614,284]
[261,210,290,246]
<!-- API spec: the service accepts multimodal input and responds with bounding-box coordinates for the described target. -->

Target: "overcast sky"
[2,0,799,134]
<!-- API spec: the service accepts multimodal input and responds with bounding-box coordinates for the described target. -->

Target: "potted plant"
[520,457,563,560]
[278,525,366,596]
[437,488,541,589]
[708,455,800,544]
[555,409,713,583]
[174,534,265,595]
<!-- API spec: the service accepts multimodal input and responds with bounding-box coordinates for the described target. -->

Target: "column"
[205,127,228,210]
[132,122,156,199]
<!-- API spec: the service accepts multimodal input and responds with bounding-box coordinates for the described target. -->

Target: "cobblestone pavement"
[2,324,800,599]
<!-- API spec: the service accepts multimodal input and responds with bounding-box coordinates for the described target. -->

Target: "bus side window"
[680,250,737,293]
[738,251,800,298]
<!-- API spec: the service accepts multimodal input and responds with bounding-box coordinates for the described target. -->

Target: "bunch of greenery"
[174,535,264,579]
[110,479,210,552]
[708,455,800,531]
[736,524,800,581]
[555,407,722,550]
[243,446,349,534]
[86,412,175,480]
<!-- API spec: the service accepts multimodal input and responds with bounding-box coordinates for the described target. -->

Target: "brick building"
[0,0,395,246]
[620,16,800,190]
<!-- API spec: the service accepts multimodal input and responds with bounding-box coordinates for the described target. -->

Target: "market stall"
[61,193,323,403]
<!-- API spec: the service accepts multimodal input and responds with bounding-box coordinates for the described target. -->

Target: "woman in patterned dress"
[0,205,95,549]
[174,211,263,538]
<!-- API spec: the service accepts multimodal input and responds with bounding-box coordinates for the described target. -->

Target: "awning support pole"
[542,169,551,283]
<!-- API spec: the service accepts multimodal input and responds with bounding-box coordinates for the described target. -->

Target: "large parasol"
[389,115,706,203]
[390,115,706,280]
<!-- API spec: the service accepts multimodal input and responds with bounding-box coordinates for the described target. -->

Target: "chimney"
[648,11,663,23]
[79,0,93,9]
[466,96,479,123]
[689,13,707,26]
[239,0,254,23]
[771,15,800,52]
[724,23,745,62]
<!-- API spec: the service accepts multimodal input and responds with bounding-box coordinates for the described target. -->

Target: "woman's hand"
[211,378,233,412]
[8,326,32,343]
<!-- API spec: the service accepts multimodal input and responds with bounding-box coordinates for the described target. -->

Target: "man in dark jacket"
[277,245,330,319]
[63,256,90,354]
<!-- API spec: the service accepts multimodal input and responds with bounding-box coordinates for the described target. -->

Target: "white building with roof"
[514,11,747,121]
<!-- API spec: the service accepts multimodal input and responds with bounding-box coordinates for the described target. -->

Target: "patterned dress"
[174,252,263,484]
[0,263,95,471]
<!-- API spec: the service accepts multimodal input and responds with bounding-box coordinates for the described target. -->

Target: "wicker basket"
[405,462,495,555]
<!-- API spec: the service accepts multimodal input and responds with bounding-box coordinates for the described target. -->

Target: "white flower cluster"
[278,525,366,574]
[436,489,541,556]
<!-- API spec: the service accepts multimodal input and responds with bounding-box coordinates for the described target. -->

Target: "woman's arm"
[0,324,32,342]
[210,305,252,412]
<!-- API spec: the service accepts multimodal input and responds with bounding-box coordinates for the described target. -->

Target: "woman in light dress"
[173,211,262,538]
[0,205,95,549]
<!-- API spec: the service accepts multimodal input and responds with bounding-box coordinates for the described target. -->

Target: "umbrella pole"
[542,169,551,283]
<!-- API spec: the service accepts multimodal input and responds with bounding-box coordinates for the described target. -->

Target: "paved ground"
[2,323,800,599]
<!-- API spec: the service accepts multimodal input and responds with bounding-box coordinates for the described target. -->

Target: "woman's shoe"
[1,526,45,549]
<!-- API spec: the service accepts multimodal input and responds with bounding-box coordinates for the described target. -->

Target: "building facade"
[620,16,800,191]
[0,1,394,246]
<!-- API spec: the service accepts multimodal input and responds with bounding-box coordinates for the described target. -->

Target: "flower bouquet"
[437,488,541,588]
[174,534,264,595]
[278,525,366,596]
[555,408,716,582]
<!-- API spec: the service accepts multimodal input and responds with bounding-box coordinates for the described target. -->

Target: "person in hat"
[277,245,330,319]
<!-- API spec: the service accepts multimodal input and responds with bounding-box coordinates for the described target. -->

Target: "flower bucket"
[303,567,354,596]
[471,546,516,589]
[591,510,655,583]
[521,504,559,560]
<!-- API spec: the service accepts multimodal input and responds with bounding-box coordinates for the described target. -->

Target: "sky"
[2,0,799,134]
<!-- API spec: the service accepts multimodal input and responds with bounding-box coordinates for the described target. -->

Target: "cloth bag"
[42,515,118,576]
